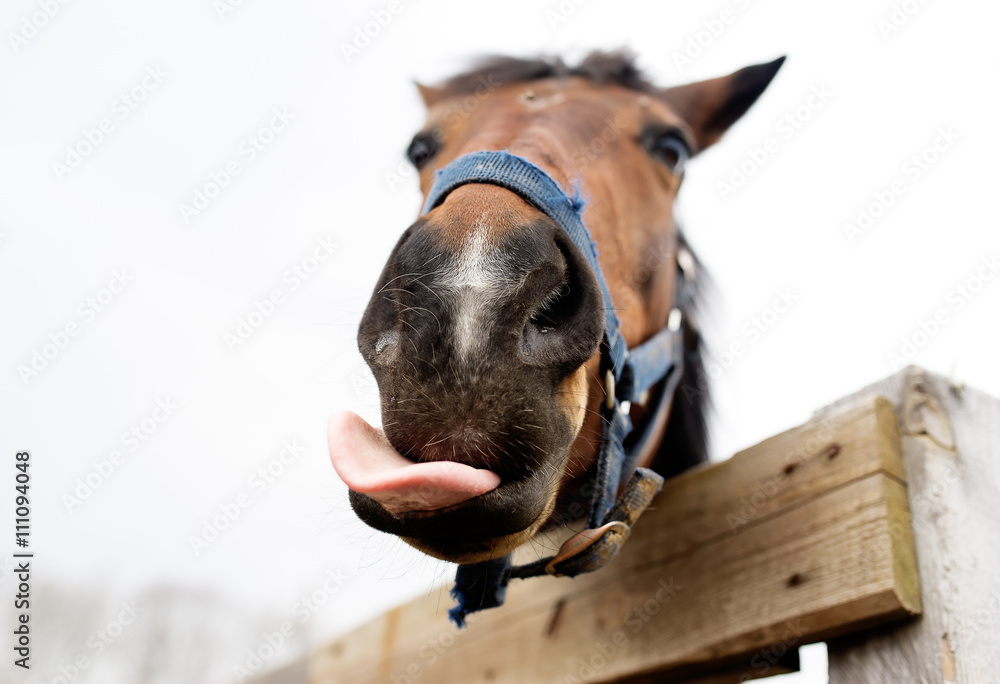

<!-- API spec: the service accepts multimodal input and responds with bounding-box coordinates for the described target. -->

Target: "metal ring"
[545,520,631,576]
[668,307,683,332]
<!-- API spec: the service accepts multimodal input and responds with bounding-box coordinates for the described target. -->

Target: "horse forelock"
[431,49,656,101]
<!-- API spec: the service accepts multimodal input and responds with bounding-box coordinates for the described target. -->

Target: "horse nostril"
[528,281,572,332]
[520,236,603,374]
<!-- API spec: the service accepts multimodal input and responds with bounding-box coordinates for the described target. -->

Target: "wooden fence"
[307,366,999,683]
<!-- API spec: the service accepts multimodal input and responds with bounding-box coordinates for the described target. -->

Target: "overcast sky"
[2,0,997,682]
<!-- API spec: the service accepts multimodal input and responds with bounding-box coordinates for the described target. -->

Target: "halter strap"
[420,151,687,626]
[422,150,629,382]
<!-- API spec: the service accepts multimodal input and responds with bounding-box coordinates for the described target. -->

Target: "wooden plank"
[310,394,921,684]
[826,367,1000,683]
[621,648,800,684]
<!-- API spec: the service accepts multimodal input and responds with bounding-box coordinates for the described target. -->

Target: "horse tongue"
[328,410,501,515]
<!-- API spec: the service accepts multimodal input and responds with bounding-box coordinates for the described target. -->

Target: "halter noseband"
[420,151,688,626]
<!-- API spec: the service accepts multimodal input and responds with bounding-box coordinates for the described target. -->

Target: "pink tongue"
[328,410,501,515]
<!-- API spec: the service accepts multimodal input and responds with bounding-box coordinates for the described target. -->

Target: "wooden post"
[310,366,955,683]
[824,367,1000,683]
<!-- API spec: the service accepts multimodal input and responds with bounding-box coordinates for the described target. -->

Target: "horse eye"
[649,132,690,175]
[406,133,439,170]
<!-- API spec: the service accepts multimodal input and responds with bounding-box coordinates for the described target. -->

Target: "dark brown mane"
[659,229,710,474]
[434,49,657,99]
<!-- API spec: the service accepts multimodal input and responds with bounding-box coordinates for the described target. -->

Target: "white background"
[2,0,998,682]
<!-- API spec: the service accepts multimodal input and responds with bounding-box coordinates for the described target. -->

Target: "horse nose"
[359,203,604,384]
[516,225,604,377]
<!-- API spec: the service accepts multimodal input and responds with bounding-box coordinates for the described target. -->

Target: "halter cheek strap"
[420,151,687,627]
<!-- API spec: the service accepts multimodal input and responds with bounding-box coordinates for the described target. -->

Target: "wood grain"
[826,367,1000,684]
[310,393,922,684]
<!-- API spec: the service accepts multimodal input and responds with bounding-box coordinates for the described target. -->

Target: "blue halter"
[420,151,687,626]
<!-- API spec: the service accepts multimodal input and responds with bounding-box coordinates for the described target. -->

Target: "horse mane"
[657,229,711,475]
[436,50,712,475]
[433,49,658,99]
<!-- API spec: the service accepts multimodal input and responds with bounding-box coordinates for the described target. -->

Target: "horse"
[329,50,783,621]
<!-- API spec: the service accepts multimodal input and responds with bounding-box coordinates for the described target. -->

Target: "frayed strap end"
[448,554,513,628]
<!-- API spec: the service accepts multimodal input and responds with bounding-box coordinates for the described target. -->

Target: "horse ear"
[661,56,785,154]
[416,82,446,108]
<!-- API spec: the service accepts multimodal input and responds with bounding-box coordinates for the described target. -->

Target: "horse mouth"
[349,481,556,563]
[329,410,558,563]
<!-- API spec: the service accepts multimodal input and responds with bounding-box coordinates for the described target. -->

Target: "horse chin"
[401,494,558,564]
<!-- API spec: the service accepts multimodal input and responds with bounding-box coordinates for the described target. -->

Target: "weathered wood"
[826,367,1000,684]
[310,391,922,684]
[620,648,799,684]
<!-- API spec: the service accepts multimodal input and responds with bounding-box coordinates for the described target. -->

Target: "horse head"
[331,51,783,565]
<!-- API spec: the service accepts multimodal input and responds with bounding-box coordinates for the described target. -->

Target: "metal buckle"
[668,307,683,332]
[544,520,631,576]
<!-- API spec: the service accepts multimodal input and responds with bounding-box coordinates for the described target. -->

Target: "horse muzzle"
[329,410,560,563]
